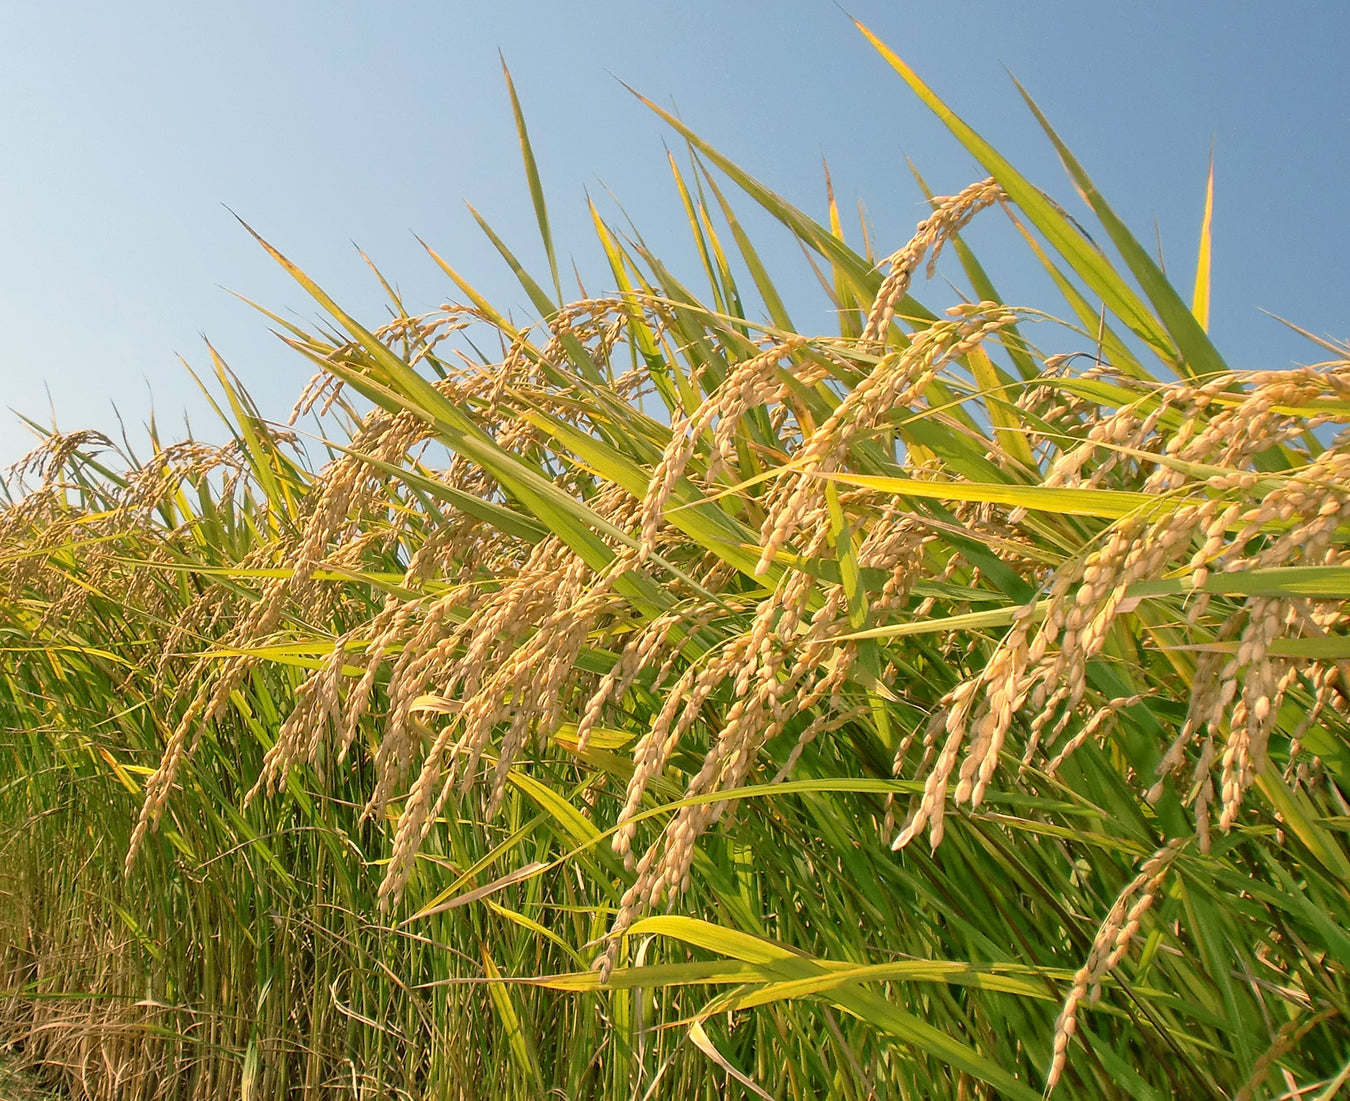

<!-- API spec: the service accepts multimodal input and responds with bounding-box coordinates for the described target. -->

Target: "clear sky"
[1,1,1346,473]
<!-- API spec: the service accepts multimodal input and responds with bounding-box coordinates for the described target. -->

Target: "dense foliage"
[2,24,1349,1100]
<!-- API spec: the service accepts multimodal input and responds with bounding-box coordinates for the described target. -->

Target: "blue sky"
[1,1,1346,472]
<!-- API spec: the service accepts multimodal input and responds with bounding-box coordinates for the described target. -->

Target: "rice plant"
[2,20,1349,1100]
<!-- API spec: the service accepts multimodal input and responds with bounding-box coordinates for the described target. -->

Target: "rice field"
[2,23,1349,1100]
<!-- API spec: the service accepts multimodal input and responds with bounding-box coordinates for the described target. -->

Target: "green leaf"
[855,20,1183,373]
[1012,77,1230,381]
[500,57,562,305]
[629,916,1044,1100]
[482,948,545,1094]
[812,469,1165,519]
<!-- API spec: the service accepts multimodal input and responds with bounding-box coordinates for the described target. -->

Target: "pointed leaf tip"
[1191,147,1215,331]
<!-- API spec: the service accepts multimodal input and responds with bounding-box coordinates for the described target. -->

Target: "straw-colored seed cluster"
[892,363,1350,860]
[1046,839,1185,1091]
